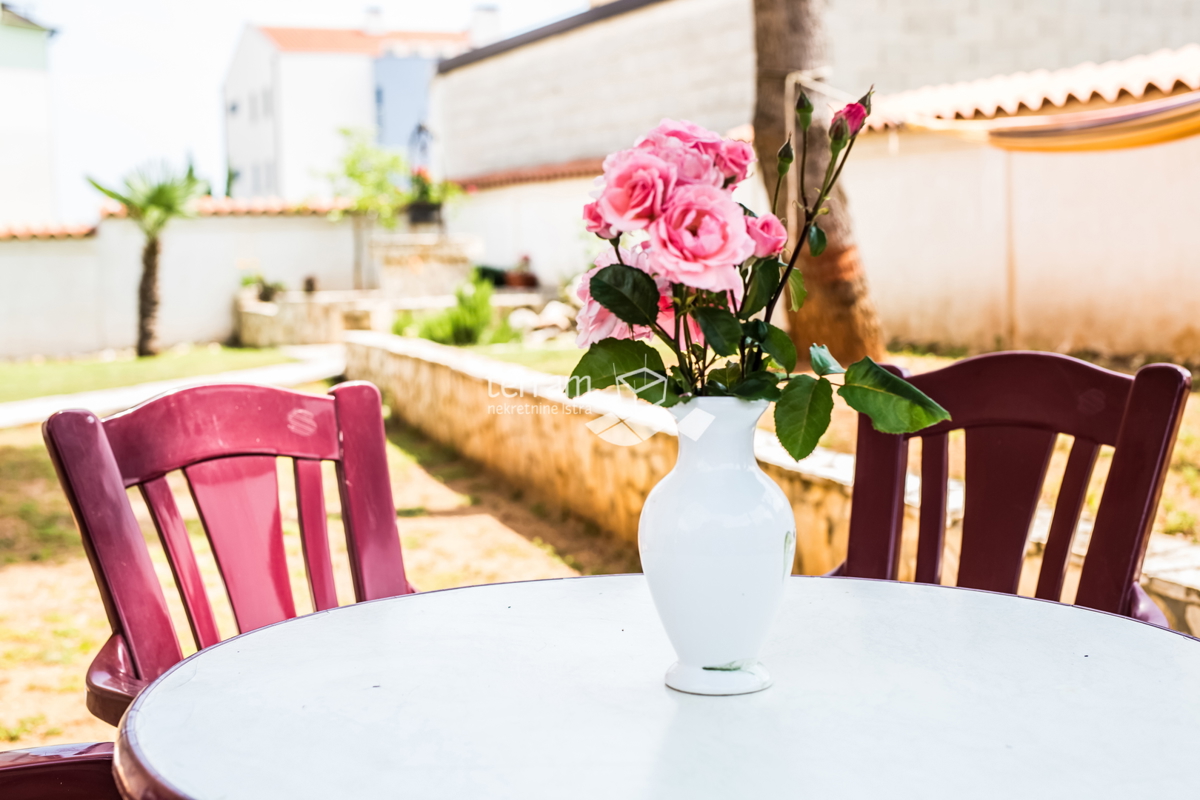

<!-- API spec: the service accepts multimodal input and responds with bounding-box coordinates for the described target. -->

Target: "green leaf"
[742,319,769,343]
[787,270,807,311]
[774,375,833,460]
[808,224,827,257]
[734,371,783,401]
[809,344,845,376]
[762,325,797,373]
[566,338,668,403]
[692,306,743,357]
[738,203,759,218]
[589,264,662,328]
[741,258,781,319]
[838,358,952,434]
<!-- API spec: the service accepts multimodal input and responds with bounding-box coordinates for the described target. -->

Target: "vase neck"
[671,398,766,468]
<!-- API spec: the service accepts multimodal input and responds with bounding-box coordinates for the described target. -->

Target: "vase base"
[664,661,772,696]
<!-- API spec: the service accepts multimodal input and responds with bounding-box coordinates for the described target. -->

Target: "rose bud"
[795,90,814,131]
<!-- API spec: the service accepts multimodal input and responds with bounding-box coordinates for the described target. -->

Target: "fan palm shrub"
[89,163,208,356]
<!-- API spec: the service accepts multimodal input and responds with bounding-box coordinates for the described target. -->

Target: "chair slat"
[915,433,949,585]
[1076,364,1190,614]
[957,426,1056,594]
[140,477,221,650]
[42,411,183,681]
[845,416,909,580]
[332,383,412,600]
[185,456,295,633]
[1034,439,1099,602]
[294,459,338,611]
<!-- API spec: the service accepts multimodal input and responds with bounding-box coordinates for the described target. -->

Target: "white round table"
[115,575,1200,799]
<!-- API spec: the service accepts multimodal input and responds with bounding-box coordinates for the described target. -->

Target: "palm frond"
[88,161,209,237]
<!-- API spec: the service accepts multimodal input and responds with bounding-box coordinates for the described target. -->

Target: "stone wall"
[344,331,861,574]
[432,0,1200,181]
[344,331,1200,634]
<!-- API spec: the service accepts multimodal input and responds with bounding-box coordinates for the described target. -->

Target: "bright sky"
[22,0,587,223]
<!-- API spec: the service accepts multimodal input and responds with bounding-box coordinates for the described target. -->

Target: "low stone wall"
[346,331,887,576]
[345,331,1200,633]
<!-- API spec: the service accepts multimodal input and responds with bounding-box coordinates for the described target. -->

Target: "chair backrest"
[43,381,413,685]
[0,742,120,800]
[846,352,1190,617]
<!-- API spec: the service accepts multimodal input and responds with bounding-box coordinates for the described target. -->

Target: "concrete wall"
[827,0,1200,95]
[432,0,1200,183]
[0,215,355,358]
[842,129,1200,359]
[431,0,757,181]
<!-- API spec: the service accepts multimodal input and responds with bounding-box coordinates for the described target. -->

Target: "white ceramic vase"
[639,397,796,695]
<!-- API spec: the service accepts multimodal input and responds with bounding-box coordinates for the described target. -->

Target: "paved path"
[0,345,345,429]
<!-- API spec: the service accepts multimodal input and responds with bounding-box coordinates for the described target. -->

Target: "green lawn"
[0,347,295,404]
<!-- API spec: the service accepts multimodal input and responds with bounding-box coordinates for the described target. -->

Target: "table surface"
[118,575,1200,800]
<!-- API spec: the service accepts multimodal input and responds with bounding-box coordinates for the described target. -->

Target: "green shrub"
[418,273,499,346]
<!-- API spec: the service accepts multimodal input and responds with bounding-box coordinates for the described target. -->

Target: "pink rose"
[746,213,788,258]
[714,139,756,184]
[832,102,868,136]
[637,119,724,153]
[648,183,755,298]
[576,245,665,347]
[595,150,676,233]
[636,119,724,186]
[582,201,615,240]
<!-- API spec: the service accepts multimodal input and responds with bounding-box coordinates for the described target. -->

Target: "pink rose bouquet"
[570,96,948,459]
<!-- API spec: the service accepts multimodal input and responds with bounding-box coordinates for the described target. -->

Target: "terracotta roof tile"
[259,26,469,56]
[870,43,1200,129]
[100,197,354,219]
[0,223,96,241]
[454,157,606,190]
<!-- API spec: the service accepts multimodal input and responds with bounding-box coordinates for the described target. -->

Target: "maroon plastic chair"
[0,742,120,800]
[843,351,1190,624]
[43,382,414,726]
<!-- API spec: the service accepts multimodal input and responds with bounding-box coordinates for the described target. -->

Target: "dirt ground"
[0,394,638,747]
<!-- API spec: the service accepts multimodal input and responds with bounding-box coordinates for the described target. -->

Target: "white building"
[0,3,55,228]
[223,21,471,201]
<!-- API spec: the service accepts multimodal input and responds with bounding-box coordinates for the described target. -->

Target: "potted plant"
[504,254,539,288]
[405,167,459,226]
[569,96,950,695]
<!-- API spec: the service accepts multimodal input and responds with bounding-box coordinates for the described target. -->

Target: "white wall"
[277,52,375,201]
[0,66,55,225]
[842,129,1200,360]
[0,215,355,358]
[224,27,279,198]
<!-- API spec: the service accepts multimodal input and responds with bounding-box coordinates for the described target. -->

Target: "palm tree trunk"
[137,236,160,357]
[752,0,885,365]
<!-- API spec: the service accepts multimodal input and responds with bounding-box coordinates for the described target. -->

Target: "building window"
[262,88,272,118]
[251,164,261,195]
[375,86,383,130]
[265,161,276,195]
[228,100,238,116]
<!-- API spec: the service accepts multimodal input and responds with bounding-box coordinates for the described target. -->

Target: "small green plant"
[417,272,520,346]
[1162,502,1197,537]
[328,129,409,228]
[242,274,285,302]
